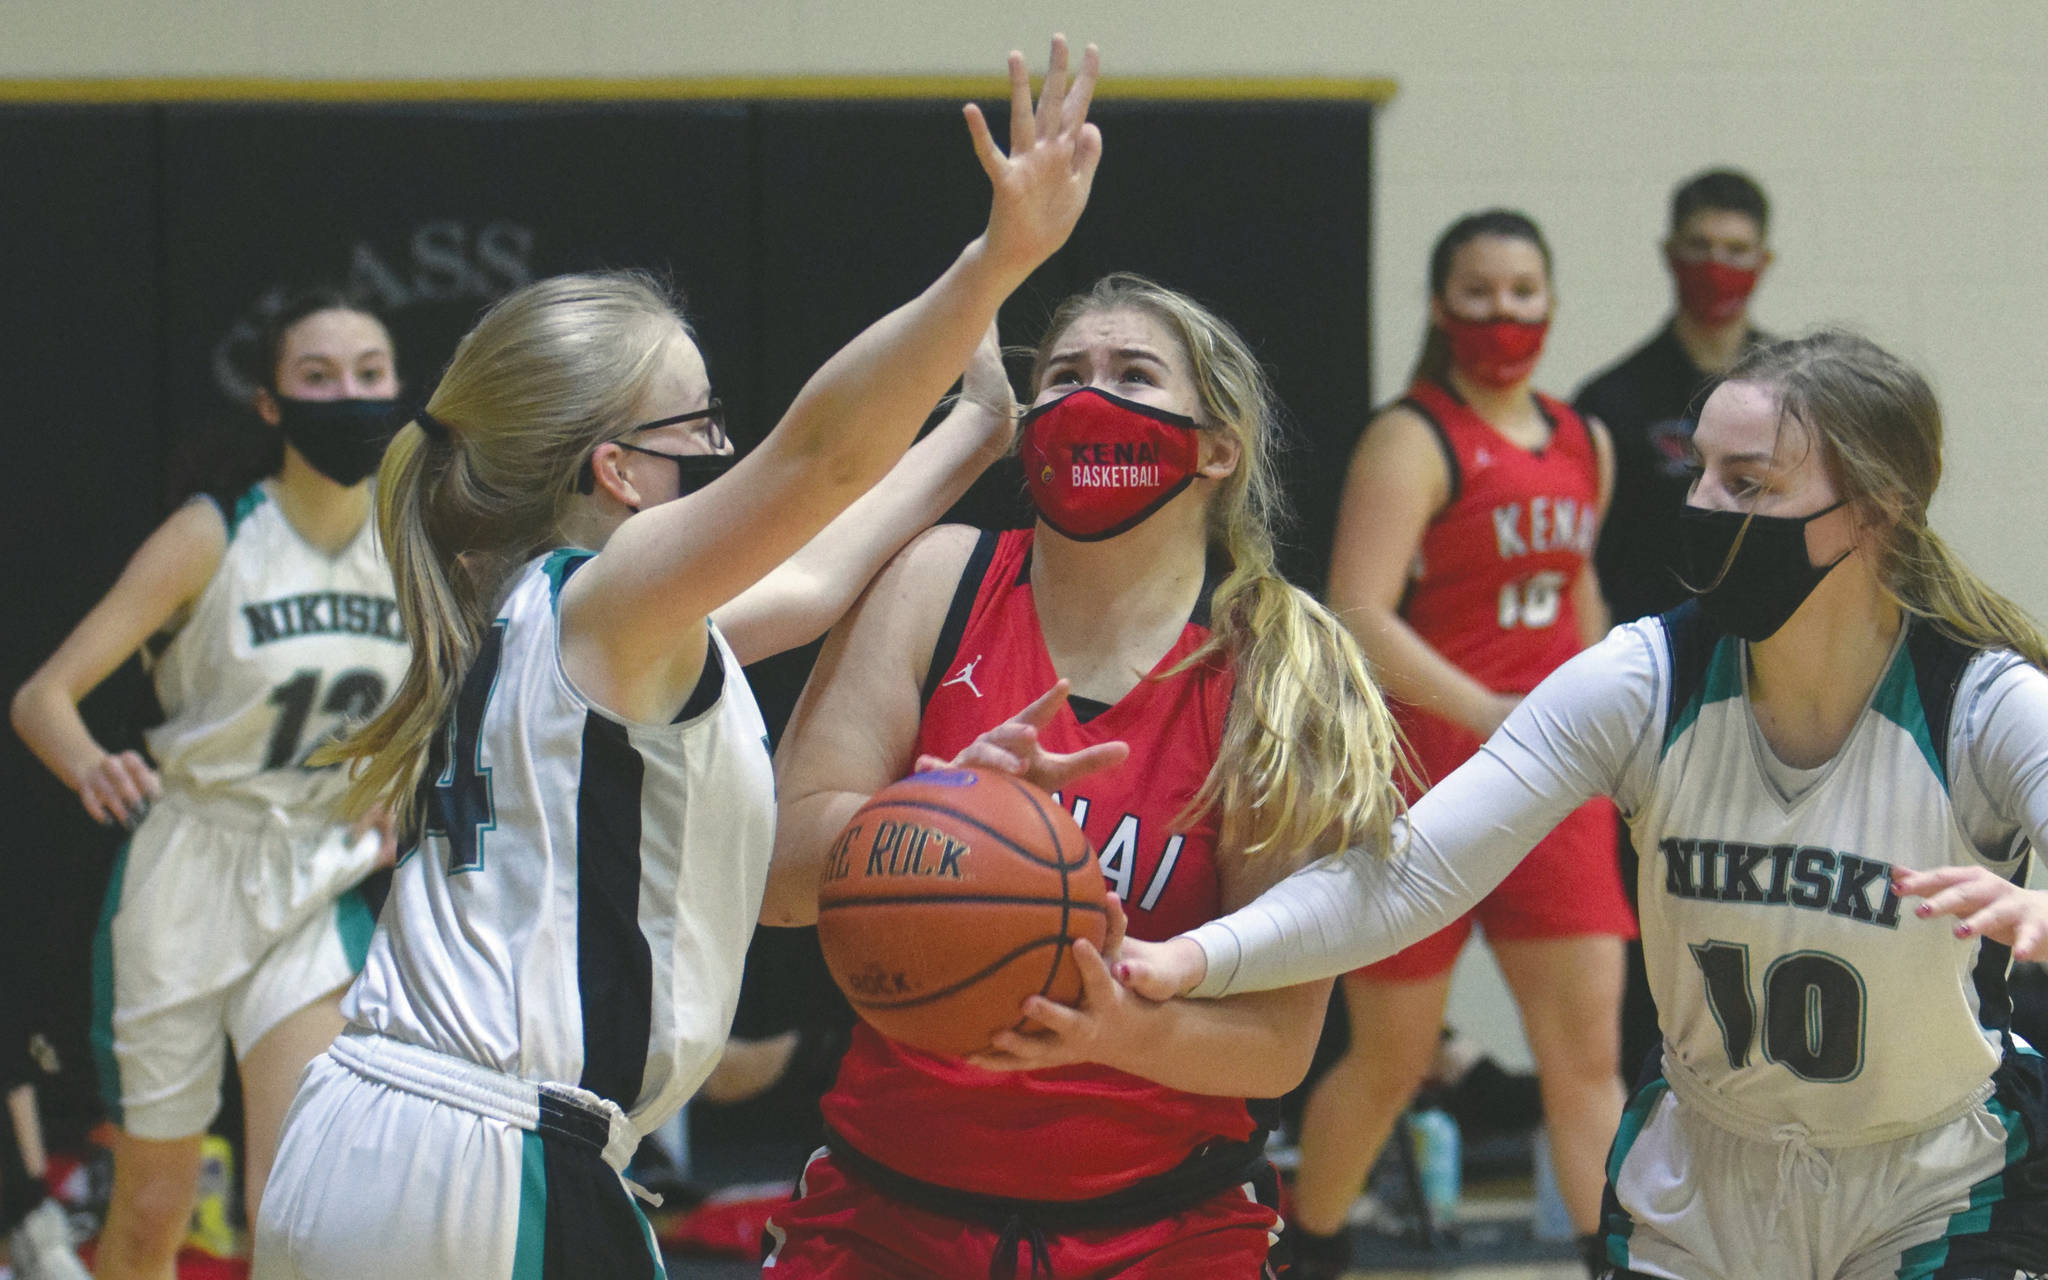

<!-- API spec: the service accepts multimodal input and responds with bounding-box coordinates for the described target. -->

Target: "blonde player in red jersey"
[761,273,1406,1279]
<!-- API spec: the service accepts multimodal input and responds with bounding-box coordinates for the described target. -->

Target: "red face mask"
[1440,316,1549,388]
[1020,387,1204,541]
[1669,255,1760,325]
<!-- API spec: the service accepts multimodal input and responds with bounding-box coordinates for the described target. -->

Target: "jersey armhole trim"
[920,529,1000,708]
[1658,600,1721,756]
[1396,396,1461,505]
[224,484,268,539]
[673,625,725,725]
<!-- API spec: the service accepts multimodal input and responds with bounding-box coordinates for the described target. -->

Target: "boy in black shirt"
[1576,169,1774,624]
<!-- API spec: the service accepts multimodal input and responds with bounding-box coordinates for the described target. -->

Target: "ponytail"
[1892,526,2048,671]
[316,271,690,827]
[1185,537,1408,863]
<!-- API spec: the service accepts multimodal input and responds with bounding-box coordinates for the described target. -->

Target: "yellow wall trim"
[0,74,1396,105]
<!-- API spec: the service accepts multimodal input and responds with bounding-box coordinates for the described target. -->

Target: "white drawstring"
[1764,1122,1834,1240]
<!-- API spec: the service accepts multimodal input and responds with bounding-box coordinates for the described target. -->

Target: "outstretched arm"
[712,325,1016,666]
[565,38,1103,718]
[1123,625,1659,1002]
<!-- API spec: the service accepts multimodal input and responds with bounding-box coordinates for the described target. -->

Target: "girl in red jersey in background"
[1282,209,1632,1279]
[759,273,1407,1279]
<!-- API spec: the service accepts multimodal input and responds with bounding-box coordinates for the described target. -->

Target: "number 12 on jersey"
[1690,940,1867,1083]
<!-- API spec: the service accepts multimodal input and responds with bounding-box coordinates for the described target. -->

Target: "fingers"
[1892,865,1983,898]
[1004,49,1034,154]
[1034,34,1070,142]
[1102,893,1128,960]
[951,742,1025,776]
[1011,679,1073,730]
[78,782,113,827]
[1907,870,2008,922]
[1061,43,1100,141]
[2015,910,2048,962]
[962,103,1004,182]
[1071,121,1104,180]
[124,753,163,803]
[1036,739,1130,788]
[1069,936,1117,1006]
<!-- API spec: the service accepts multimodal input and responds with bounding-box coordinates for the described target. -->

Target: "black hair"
[167,286,392,508]
[1670,168,1770,236]
[1411,209,1551,388]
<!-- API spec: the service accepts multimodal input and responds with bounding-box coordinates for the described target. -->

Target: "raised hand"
[1894,864,2048,961]
[78,749,161,829]
[913,679,1129,793]
[963,34,1103,280]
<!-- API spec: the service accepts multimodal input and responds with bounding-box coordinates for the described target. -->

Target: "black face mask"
[275,396,406,486]
[615,444,737,511]
[1677,500,1850,641]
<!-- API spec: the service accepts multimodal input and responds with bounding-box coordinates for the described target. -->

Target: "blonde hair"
[1728,329,2048,669]
[1031,274,1408,864]
[324,271,692,825]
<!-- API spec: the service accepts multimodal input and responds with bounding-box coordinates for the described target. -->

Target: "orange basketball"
[816,767,1105,1057]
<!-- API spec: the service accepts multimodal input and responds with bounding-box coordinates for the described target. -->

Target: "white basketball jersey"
[345,551,776,1132]
[145,484,408,812]
[1636,606,2031,1139]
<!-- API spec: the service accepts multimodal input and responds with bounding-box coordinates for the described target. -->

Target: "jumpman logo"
[942,654,985,698]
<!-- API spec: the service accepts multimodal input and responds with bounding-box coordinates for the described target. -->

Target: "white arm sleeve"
[1187,621,1664,997]
[1954,651,2048,867]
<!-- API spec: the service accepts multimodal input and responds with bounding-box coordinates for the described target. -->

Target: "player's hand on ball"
[914,679,1129,792]
[968,933,1142,1073]
[1894,864,2048,961]
[79,750,161,829]
[1111,935,1209,1002]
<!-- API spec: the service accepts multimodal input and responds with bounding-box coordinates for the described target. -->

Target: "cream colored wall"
[13,0,2043,613]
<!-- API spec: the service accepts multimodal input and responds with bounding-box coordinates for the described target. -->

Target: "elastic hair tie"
[415,408,451,442]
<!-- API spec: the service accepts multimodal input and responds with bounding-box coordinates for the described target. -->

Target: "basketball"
[816,767,1106,1057]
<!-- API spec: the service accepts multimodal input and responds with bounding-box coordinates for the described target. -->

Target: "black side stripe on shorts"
[920,528,1000,708]
[576,713,652,1110]
[540,1131,662,1280]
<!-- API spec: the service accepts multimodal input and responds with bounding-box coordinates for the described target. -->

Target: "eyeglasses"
[576,399,728,493]
[624,400,727,452]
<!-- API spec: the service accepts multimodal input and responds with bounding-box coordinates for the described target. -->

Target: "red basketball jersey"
[1396,381,1601,782]
[823,528,1261,1201]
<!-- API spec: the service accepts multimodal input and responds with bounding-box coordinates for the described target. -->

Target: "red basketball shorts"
[762,1148,1281,1279]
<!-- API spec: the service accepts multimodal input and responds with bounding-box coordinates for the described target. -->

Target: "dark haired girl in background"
[1289,210,1631,1276]
[12,290,411,1278]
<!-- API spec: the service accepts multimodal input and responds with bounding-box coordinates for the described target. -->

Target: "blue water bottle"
[1409,1107,1461,1226]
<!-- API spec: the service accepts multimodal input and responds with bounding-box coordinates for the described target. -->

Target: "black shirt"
[1574,320,1767,624]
